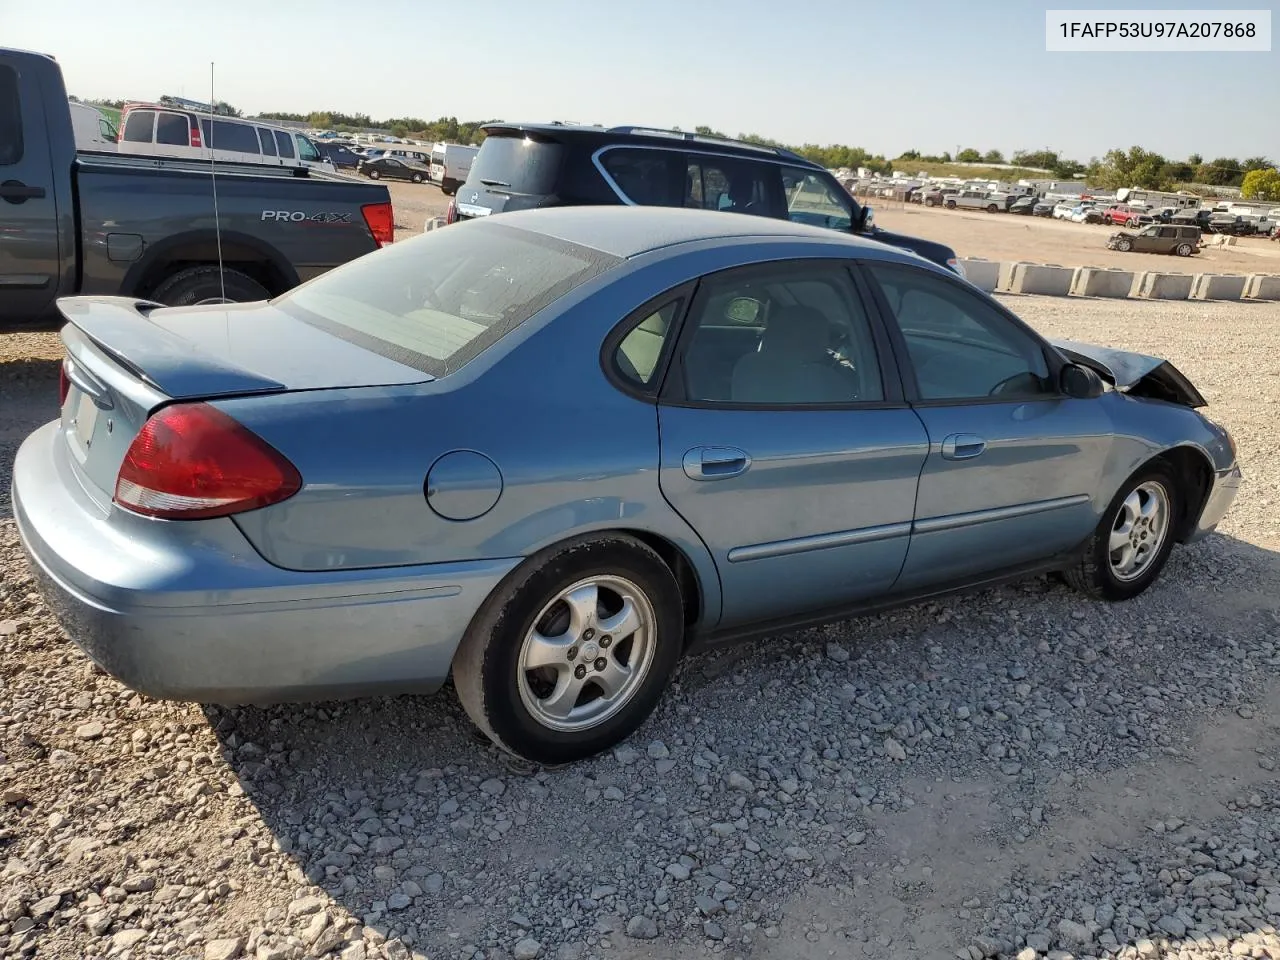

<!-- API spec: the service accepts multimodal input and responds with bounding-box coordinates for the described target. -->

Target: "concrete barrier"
[960,258,1000,293]
[1244,275,1280,300]
[997,261,1032,293]
[1007,263,1075,297]
[1133,272,1194,300]
[1191,274,1247,301]
[1070,267,1137,299]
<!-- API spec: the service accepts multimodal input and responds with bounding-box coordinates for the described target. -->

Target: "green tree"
[982,149,1004,164]
[1011,149,1060,170]
[1242,168,1280,201]
[1091,146,1170,190]
[1187,153,1203,166]
[1243,156,1274,172]
[1196,157,1243,186]
[390,123,409,138]
[956,148,981,162]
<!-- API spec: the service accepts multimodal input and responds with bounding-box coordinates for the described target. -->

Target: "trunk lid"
[453,129,566,221]
[55,296,432,501]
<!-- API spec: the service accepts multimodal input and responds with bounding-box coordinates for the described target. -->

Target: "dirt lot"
[383,181,1280,276]
[3,289,1280,960]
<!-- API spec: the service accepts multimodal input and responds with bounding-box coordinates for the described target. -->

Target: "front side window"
[275,221,621,376]
[297,136,321,162]
[0,67,21,165]
[779,166,853,230]
[122,109,155,143]
[677,263,883,405]
[866,262,1051,402]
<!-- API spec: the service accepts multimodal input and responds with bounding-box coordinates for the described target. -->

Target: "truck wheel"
[986,203,998,213]
[150,266,271,307]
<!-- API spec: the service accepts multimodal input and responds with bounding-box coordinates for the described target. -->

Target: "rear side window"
[122,109,155,143]
[0,66,21,165]
[258,128,278,156]
[155,112,189,146]
[599,148,683,206]
[275,221,622,376]
[615,299,683,388]
[686,157,779,217]
[202,119,260,154]
[468,134,564,194]
[275,130,295,159]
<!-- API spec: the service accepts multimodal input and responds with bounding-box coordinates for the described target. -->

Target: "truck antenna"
[209,62,227,302]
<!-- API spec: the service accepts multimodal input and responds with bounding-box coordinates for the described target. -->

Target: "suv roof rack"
[606,126,807,162]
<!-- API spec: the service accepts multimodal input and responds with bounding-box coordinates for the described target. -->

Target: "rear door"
[656,258,929,628]
[0,58,61,319]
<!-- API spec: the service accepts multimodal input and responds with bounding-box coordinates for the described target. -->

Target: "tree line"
[78,97,1280,201]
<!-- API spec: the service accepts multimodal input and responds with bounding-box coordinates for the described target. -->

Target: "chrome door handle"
[940,433,986,460]
[682,446,751,481]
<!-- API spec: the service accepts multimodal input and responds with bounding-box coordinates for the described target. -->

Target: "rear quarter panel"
[74,161,389,295]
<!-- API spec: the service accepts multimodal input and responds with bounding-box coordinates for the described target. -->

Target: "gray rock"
[726,772,754,792]
[884,737,907,761]
[695,895,724,916]
[205,939,244,960]
[287,895,326,918]
[646,741,670,760]
[387,893,412,910]
[826,642,850,663]
[704,920,725,940]
[665,863,691,881]
[75,720,105,740]
[479,778,506,797]
[625,915,659,940]
[614,745,641,766]
[1156,915,1186,938]
[1057,918,1093,946]
[513,937,542,960]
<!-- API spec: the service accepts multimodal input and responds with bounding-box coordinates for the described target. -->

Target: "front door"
[656,259,929,628]
[0,57,61,319]
[862,261,1112,592]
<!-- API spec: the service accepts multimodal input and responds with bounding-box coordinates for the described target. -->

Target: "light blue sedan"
[12,207,1241,764]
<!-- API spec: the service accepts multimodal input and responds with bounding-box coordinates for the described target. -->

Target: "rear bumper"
[1186,462,1242,543]
[12,421,519,705]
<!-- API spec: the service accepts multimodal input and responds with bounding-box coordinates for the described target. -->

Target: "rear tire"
[411,172,423,183]
[1175,242,1193,257]
[149,266,270,306]
[452,534,684,765]
[1064,461,1180,602]
[440,178,458,196]
[945,200,956,209]
[368,169,381,179]
[986,204,998,213]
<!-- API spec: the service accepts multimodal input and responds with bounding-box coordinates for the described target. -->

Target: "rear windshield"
[275,221,621,376]
[468,133,565,195]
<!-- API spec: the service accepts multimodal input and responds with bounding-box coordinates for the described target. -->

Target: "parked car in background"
[1052,202,1078,220]
[918,186,958,207]
[117,102,335,172]
[430,142,480,196]
[13,206,1240,764]
[1069,204,1104,224]
[358,155,431,182]
[945,190,1005,213]
[1009,196,1038,215]
[445,123,965,276]
[69,100,118,151]
[1108,224,1202,256]
[0,46,394,326]
[317,142,361,169]
[1102,203,1147,227]
[1032,199,1057,217]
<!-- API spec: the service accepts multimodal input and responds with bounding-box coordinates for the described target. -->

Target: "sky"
[8,0,1278,164]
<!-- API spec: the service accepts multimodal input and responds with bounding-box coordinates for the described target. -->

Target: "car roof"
[479,122,823,170]
[466,205,910,261]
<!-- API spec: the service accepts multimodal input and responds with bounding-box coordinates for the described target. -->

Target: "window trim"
[657,258,906,412]
[855,260,1070,408]
[599,282,698,401]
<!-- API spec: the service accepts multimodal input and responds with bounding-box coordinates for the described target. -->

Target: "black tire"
[1175,242,1193,257]
[149,266,270,306]
[440,178,458,196]
[411,172,423,183]
[452,534,684,765]
[1064,460,1180,602]
[986,204,998,213]
[945,200,956,209]
[1116,238,1132,252]
[924,198,936,207]
[368,169,381,179]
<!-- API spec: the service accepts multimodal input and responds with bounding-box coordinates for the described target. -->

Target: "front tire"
[1065,462,1180,602]
[412,172,423,183]
[368,169,381,179]
[452,535,684,765]
[1116,238,1133,252]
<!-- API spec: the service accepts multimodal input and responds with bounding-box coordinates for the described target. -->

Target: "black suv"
[445,124,964,277]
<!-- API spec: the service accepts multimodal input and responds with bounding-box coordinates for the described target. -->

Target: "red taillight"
[361,201,394,247]
[190,117,202,148]
[58,362,70,406]
[113,403,301,521]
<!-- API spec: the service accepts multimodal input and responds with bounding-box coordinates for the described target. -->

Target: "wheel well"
[132,241,292,299]
[619,529,703,634]
[1153,446,1214,543]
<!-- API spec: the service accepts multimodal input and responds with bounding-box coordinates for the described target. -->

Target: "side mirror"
[859,205,875,232]
[1060,362,1105,399]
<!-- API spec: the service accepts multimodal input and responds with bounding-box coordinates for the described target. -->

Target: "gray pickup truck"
[1,47,394,326]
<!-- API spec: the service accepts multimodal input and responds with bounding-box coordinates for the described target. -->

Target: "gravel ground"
[2,295,1279,960]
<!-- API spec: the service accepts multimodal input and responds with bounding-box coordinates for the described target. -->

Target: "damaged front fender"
[1050,339,1207,409]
